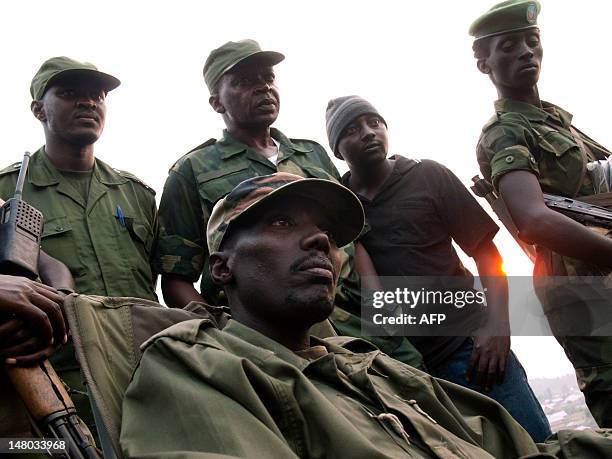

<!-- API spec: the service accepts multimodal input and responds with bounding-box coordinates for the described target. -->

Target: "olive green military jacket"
[121,318,612,458]
[0,147,158,299]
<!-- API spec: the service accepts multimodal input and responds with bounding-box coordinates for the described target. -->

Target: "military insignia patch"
[526,3,537,23]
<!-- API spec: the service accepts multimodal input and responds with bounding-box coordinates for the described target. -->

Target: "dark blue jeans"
[429,338,552,442]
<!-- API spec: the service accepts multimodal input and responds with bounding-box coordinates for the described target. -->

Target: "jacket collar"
[494,99,573,128]
[28,146,127,187]
[218,128,311,160]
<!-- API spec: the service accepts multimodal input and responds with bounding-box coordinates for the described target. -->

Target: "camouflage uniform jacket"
[476,99,612,427]
[477,99,609,199]
[154,128,362,315]
[121,317,612,458]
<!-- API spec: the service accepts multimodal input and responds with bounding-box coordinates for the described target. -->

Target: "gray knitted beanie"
[325,95,386,159]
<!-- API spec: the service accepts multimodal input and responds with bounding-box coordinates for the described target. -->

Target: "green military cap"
[469,0,540,41]
[30,56,120,100]
[207,172,364,253]
[203,39,285,93]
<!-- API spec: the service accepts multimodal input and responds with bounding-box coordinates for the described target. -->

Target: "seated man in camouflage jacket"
[121,173,612,458]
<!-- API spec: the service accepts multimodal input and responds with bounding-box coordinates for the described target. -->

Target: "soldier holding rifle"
[472,0,612,426]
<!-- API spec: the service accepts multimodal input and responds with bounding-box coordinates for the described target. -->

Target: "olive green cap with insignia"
[469,0,541,41]
[206,172,364,253]
[30,56,120,100]
[203,39,285,93]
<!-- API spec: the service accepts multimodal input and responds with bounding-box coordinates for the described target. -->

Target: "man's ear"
[209,252,232,285]
[477,59,490,75]
[209,94,226,114]
[31,100,46,121]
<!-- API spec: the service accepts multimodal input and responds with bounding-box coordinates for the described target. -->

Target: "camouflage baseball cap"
[469,0,540,41]
[207,172,364,253]
[203,39,285,92]
[30,56,121,100]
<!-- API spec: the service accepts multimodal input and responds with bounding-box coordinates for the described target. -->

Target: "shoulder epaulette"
[187,138,217,155]
[289,137,321,148]
[170,138,218,170]
[481,115,500,133]
[114,169,156,195]
[0,162,22,177]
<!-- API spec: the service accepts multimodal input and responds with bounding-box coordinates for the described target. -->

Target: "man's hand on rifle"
[0,275,67,366]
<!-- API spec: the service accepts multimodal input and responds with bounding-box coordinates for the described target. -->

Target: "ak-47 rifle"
[0,152,101,458]
[542,194,612,229]
[471,176,612,261]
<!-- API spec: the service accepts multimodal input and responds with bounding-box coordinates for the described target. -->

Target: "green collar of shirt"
[494,99,573,128]
[220,319,376,371]
[216,128,312,161]
[28,146,128,188]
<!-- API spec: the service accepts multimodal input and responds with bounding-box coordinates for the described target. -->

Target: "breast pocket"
[300,165,338,181]
[538,128,580,158]
[41,215,86,279]
[123,216,154,257]
[390,199,439,245]
[537,128,585,195]
[196,164,255,204]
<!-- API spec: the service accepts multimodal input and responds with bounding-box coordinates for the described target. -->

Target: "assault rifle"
[543,194,612,229]
[471,176,612,261]
[0,152,101,458]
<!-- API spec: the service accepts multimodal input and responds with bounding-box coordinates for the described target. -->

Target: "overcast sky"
[2,0,610,380]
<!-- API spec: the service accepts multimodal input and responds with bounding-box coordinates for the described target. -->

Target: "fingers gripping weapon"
[1,153,101,458]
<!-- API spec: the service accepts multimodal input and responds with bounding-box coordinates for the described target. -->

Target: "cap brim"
[229,50,285,72]
[473,24,539,41]
[45,68,121,94]
[231,178,364,248]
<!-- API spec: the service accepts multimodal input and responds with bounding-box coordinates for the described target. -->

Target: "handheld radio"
[0,152,43,279]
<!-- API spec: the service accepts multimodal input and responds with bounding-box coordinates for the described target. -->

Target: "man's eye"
[271,217,292,227]
[369,118,380,127]
[59,89,75,97]
[91,91,105,102]
[239,77,251,86]
[500,40,514,51]
[344,126,358,136]
[264,74,275,83]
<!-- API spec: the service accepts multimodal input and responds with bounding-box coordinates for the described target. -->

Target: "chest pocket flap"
[121,212,154,255]
[300,165,337,181]
[537,125,579,157]
[196,163,252,204]
[42,215,73,238]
